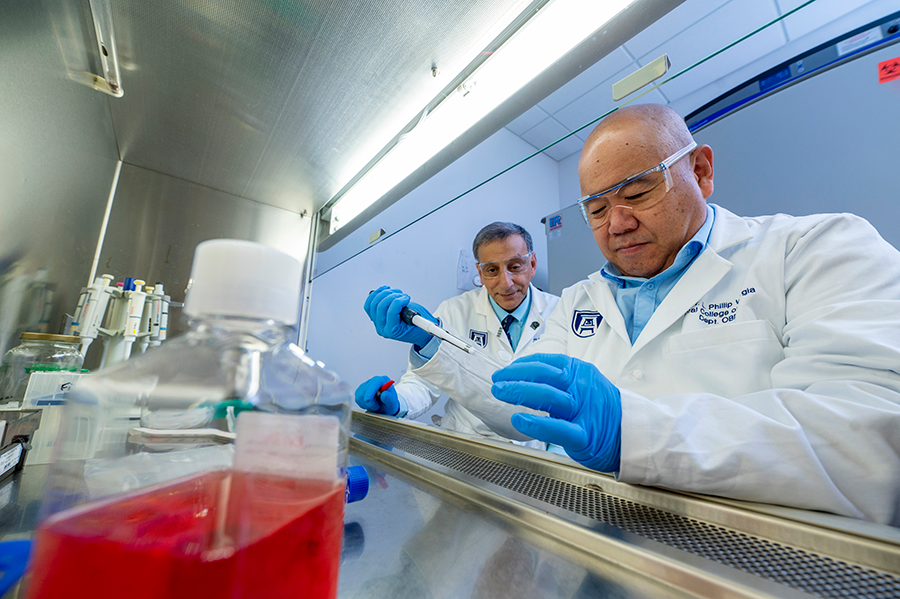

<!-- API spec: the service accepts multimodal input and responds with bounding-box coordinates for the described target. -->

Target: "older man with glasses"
[357,222,559,448]
[424,104,900,526]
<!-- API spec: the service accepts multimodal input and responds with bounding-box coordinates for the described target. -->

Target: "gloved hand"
[355,376,402,416]
[491,353,622,472]
[0,539,31,597]
[364,286,439,350]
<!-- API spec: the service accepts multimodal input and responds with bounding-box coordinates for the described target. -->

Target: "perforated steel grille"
[353,421,900,598]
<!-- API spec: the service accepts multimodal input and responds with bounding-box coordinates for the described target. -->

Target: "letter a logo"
[469,330,488,348]
[572,310,602,338]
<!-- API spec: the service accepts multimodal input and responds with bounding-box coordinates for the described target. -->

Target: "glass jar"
[0,333,84,407]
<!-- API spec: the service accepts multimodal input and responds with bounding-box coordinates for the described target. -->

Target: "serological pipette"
[400,306,508,371]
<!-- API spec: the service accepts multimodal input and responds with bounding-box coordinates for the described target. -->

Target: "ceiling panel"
[106,0,541,215]
[552,64,669,131]
[622,0,732,60]
[506,105,551,136]
[518,117,585,161]
[536,47,635,114]
[634,0,786,103]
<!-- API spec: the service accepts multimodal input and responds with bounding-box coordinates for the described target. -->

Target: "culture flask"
[27,240,352,599]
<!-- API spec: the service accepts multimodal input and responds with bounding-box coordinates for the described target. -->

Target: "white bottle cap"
[184,239,302,325]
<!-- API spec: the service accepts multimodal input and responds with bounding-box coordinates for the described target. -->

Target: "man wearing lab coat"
[357,222,559,447]
[413,104,900,526]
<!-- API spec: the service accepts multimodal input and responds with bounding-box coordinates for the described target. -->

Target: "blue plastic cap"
[123,277,136,292]
[345,465,369,504]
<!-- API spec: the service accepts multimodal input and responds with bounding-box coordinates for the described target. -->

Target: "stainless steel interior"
[351,412,900,599]
[104,0,538,216]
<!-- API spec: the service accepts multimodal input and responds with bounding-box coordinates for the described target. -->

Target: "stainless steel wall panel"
[88,163,310,367]
[0,0,120,356]
[103,0,548,215]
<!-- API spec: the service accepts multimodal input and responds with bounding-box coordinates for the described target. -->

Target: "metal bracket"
[86,0,123,97]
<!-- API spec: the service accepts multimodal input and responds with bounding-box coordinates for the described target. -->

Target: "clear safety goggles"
[477,252,533,279]
[577,141,697,229]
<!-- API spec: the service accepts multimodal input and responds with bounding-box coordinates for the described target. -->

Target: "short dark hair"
[472,222,534,261]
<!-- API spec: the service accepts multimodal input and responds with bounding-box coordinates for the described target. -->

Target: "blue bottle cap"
[345,465,369,504]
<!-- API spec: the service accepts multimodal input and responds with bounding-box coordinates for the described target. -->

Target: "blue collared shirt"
[487,287,532,351]
[601,204,716,344]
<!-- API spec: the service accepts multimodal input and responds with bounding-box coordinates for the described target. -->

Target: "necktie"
[501,314,515,348]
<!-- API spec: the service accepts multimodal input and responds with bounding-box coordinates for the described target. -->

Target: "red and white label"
[879,57,900,84]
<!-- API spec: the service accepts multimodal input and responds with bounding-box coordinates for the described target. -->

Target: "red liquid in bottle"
[28,470,344,599]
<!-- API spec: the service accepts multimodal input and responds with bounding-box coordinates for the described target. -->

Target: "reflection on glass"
[0,258,56,358]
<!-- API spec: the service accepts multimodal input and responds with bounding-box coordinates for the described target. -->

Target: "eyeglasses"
[577,141,697,229]
[477,252,533,279]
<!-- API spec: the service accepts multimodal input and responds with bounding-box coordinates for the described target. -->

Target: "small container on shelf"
[0,333,84,408]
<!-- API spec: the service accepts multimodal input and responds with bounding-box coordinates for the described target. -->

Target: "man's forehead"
[579,128,663,188]
[586,121,663,158]
[478,235,528,261]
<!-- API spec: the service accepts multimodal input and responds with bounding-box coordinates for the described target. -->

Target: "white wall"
[306,128,560,421]
[558,151,582,211]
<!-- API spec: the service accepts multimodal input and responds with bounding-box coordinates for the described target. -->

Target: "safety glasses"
[578,141,697,229]
[477,252,533,279]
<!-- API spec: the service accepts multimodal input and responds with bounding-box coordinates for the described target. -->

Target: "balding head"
[576,103,714,278]
[580,105,694,177]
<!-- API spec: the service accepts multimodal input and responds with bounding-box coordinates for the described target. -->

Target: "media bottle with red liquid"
[28,240,353,599]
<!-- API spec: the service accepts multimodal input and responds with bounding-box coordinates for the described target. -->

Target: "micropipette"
[399,306,508,371]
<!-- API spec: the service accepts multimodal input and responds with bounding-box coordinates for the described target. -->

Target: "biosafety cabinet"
[3,0,900,597]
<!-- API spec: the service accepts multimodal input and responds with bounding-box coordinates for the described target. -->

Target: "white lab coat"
[416,205,900,525]
[396,284,559,445]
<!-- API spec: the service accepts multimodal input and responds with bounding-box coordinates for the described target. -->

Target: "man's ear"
[692,144,714,199]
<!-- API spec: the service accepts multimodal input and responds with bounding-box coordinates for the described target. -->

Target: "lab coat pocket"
[665,320,783,397]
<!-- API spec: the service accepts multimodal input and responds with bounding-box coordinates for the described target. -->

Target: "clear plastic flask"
[27,240,352,599]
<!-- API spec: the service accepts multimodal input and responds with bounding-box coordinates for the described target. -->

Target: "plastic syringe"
[400,306,507,371]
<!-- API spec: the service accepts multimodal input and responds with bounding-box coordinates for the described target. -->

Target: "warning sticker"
[836,26,883,57]
[879,57,900,84]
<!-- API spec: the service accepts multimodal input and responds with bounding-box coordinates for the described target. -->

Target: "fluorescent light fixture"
[329,0,637,234]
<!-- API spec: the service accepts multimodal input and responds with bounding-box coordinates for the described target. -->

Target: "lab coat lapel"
[706,204,754,254]
[584,274,631,344]
[630,249,732,353]
[518,285,546,348]
[476,286,505,345]
[630,205,752,354]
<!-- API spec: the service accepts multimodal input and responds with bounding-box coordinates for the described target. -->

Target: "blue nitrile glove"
[364,286,438,350]
[0,539,31,596]
[354,375,407,416]
[491,353,622,473]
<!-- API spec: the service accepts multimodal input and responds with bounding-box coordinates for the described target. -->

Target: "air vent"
[353,420,900,598]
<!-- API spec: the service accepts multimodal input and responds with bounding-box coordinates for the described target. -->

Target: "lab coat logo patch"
[572,310,602,338]
[469,330,488,348]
